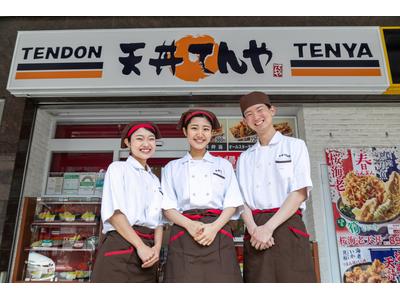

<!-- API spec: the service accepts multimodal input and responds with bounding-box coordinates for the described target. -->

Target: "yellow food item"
[59,211,75,221]
[81,211,95,221]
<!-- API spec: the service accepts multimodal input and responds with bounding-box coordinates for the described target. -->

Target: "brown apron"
[243,209,316,283]
[164,209,242,283]
[91,225,158,283]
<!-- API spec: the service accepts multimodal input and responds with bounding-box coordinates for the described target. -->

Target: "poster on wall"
[209,117,297,168]
[220,116,297,152]
[326,147,400,283]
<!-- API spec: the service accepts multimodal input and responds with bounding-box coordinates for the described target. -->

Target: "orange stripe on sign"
[291,68,381,76]
[15,70,103,79]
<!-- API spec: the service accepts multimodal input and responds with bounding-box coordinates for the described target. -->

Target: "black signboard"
[383,28,400,84]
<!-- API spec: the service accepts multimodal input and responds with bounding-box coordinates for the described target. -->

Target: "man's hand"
[250,224,275,250]
[194,223,219,246]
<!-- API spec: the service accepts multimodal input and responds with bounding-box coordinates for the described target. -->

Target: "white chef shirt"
[236,131,312,211]
[161,152,244,219]
[101,156,164,233]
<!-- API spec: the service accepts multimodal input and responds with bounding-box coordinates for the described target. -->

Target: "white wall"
[302,103,400,282]
[22,109,54,197]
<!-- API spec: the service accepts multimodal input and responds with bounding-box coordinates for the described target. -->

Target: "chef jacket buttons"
[192,175,195,178]
[206,193,210,196]
[204,174,208,178]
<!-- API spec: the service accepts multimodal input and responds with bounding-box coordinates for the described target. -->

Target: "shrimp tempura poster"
[326,147,400,283]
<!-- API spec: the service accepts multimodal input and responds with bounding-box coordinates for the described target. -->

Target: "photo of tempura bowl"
[343,260,393,283]
[337,197,400,224]
[337,171,400,224]
[229,120,256,141]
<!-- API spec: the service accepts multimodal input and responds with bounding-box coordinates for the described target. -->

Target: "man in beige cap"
[236,91,316,282]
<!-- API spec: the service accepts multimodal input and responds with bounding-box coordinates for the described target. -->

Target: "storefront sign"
[7,27,390,97]
[326,147,400,283]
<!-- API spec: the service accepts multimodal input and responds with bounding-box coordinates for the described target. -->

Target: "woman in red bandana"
[91,122,164,282]
[161,109,244,282]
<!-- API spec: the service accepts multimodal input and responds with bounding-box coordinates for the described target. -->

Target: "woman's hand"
[186,220,204,238]
[136,243,156,267]
[141,245,161,268]
[194,223,218,246]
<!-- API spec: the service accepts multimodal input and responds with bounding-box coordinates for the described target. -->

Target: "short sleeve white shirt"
[161,152,244,219]
[236,131,312,211]
[101,156,164,233]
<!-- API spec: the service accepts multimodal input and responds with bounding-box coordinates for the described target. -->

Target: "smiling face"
[124,127,156,166]
[243,103,276,135]
[183,116,213,153]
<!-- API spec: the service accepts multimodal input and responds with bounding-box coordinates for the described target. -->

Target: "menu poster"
[325,147,400,283]
[62,173,80,195]
[94,171,105,197]
[45,176,63,195]
[226,117,296,151]
[78,173,96,195]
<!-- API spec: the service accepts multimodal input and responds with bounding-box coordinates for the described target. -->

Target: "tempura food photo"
[340,171,400,223]
[344,259,391,283]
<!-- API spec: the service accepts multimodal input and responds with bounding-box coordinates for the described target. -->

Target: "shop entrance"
[11,103,307,282]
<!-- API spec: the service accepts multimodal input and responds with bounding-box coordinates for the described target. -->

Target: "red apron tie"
[182,209,223,220]
[251,208,302,217]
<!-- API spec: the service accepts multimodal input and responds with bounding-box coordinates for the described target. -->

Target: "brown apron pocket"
[288,226,312,272]
[288,226,310,238]
[104,247,134,257]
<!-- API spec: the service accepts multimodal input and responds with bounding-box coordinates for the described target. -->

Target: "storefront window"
[50,153,113,173]
[55,124,184,139]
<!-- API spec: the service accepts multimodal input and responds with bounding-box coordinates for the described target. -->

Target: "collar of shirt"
[181,151,215,164]
[127,155,153,173]
[250,131,283,152]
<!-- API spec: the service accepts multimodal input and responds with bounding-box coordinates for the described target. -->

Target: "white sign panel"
[7,27,390,97]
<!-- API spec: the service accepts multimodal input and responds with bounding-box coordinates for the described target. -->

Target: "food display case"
[11,196,101,282]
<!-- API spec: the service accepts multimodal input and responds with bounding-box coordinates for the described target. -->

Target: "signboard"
[326,147,400,283]
[7,27,390,97]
